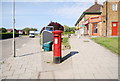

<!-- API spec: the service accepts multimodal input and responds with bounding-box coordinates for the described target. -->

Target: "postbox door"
[54,36,60,56]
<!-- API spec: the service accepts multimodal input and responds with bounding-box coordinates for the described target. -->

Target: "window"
[93,24,98,33]
[113,23,117,27]
[112,4,117,11]
[30,33,34,35]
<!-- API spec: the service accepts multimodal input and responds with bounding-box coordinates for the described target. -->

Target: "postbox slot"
[54,36,59,37]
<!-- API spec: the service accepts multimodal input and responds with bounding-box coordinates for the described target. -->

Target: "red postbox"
[52,30,63,64]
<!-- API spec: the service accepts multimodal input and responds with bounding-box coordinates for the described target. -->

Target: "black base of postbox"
[53,56,61,64]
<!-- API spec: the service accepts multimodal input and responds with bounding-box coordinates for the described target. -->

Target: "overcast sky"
[1,0,105,31]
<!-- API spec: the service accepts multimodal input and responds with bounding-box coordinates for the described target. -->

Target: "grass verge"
[62,32,75,35]
[62,37,71,49]
[91,37,119,54]
[40,36,71,49]
[39,35,42,45]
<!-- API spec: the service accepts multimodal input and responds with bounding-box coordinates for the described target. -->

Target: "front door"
[112,22,118,36]
[86,25,89,35]
[92,23,98,36]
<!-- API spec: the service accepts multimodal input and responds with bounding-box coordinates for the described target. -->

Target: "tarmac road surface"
[0,36,38,61]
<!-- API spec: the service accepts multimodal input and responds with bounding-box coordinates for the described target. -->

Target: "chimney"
[95,0,98,4]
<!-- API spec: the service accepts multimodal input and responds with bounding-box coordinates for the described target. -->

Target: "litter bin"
[43,41,53,51]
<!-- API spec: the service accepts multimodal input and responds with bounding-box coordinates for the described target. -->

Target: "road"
[0,36,37,61]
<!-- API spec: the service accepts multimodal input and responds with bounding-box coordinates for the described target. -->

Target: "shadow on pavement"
[61,51,79,63]
[17,52,40,57]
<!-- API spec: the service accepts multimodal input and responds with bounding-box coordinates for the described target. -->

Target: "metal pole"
[12,0,16,57]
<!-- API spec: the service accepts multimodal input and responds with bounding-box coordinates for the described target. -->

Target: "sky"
[1,0,105,31]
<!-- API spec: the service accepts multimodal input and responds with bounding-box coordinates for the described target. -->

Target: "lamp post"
[12,0,16,57]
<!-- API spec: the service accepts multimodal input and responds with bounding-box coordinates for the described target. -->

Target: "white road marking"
[22,44,26,47]
[16,49,19,50]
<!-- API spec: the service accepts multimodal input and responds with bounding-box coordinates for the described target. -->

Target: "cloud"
[50,3,92,19]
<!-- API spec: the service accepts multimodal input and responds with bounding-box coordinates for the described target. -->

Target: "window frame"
[112,4,117,11]
[93,23,98,33]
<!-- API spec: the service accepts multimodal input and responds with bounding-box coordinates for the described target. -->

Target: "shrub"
[0,32,19,39]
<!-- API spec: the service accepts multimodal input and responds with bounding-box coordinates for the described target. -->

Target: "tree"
[30,28,37,31]
[70,27,75,32]
[63,25,70,32]
[63,25,75,32]
[0,27,7,33]
[22,28,38,35]
[22,28,30,35]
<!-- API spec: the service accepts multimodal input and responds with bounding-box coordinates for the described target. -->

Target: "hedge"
[0,32,19,40]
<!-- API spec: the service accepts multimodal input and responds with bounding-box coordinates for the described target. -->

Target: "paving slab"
[69,36,118,79]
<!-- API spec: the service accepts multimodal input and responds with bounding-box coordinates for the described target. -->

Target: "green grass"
[35,34,40,36]
[39,36,71,49]
[91,37,119,54]
[0,32,18,34]
[62,37,71,49]
[62,32,75,35]
[40,37,42,45]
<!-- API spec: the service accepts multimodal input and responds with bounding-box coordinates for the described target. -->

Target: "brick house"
[7,29,17,33]
[75,1,102,36]
[101,0,120,36]
[17,30,24,35]
[40,21,64,34]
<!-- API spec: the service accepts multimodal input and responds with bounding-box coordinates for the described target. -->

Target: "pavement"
[0,35,118,79]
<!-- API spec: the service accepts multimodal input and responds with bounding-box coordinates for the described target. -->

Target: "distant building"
[48,21,64,31]
[6,29,25,35]
[17,30,24,35]
[40,21,64,34]
[7,29,17,33]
